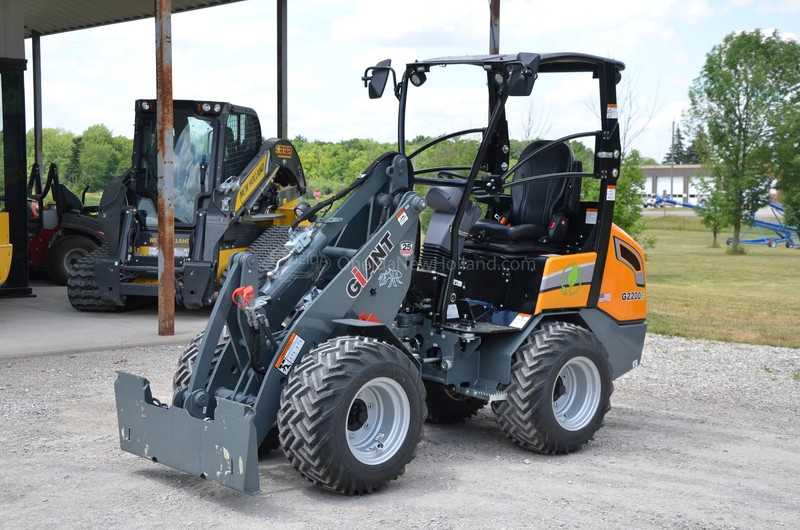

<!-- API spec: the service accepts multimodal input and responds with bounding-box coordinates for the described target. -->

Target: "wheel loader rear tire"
[495,321,612,454]
[278,336,426,494]
[424,381,486,424]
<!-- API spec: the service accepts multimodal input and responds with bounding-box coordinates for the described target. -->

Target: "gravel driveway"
[1,334,798,529]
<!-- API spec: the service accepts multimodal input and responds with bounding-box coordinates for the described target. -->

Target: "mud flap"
[114,372,261,495]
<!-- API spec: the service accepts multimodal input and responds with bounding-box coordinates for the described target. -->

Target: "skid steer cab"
[68,99,307,311]
[115,53,646,495]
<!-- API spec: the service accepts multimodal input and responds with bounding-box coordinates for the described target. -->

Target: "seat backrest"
[57,183,84,213]
[422,186,481,260]
[511,140,575,226]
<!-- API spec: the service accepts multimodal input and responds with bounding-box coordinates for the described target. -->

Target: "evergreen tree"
[662,125,687,164]
[683,128,708,165]
[65,136,83,187]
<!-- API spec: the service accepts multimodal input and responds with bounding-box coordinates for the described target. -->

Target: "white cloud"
[756,0,800,13]
[678,0,715,21]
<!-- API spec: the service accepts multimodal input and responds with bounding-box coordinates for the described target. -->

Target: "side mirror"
[507,53,540,97]
[363,59,393,99]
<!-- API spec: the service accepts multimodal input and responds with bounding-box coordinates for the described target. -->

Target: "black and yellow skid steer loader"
[68,99,306,310]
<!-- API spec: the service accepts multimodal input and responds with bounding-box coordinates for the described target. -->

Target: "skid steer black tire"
[278,336,426,495]
[67,245,122,312]
[423,381,486,424]
[495,321,612,454]
[46,234,98,285]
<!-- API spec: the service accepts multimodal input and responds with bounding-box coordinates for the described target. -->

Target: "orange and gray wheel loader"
[115,52,646,495]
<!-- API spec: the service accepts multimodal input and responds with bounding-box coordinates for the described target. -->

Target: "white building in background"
[640,164,714,204]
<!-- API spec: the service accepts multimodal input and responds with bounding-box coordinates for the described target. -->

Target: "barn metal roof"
[23,0,243,38]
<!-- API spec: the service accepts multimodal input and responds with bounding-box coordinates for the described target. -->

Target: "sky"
[21,0,800,162]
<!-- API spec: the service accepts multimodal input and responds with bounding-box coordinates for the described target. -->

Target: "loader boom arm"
[115,153,423,493]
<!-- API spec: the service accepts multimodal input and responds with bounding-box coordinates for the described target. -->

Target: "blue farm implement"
[727,202,798,249]
[654,196,798,249]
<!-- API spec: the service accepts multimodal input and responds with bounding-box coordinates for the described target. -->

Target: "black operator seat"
[469,140,577,245]
[57,183,84,214]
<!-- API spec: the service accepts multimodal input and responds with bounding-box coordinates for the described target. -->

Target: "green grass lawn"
[643,214,800,348]
[83,191,102,207]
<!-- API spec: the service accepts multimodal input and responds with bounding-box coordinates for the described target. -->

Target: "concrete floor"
[0,281,209,360]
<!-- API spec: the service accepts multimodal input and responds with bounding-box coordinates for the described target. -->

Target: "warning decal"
[275,332,306,375]
[509,313,531,329]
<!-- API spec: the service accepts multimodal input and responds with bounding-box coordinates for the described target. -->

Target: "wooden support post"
[490,0,500,55]
[155,0,175,335]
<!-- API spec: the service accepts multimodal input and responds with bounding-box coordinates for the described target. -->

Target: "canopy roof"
[414,52,626,73]
[22,0,242,38]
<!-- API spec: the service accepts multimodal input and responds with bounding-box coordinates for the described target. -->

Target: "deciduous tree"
[688,30,800,253]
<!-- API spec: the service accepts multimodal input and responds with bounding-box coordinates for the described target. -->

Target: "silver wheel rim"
[64,248,90,272]
[346,377,410,465]
[551,356,601,431]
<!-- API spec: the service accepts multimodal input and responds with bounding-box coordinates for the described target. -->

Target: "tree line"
[0,125,132,198]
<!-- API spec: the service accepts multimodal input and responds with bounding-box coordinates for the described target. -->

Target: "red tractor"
[27,163,106,285]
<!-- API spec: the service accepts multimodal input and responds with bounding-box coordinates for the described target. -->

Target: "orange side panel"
[597,224,647,322]
[534,252,597,314]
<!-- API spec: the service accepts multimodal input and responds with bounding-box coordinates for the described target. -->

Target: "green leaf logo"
[560,263,583,296]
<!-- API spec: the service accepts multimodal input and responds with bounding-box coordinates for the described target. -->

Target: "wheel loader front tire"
[173,329,227,392]
[495,321,612,454]
[278,336,426,495]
